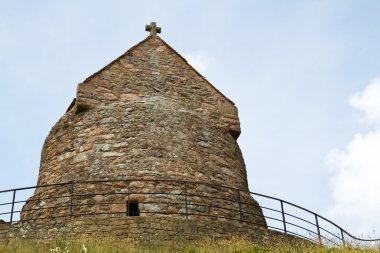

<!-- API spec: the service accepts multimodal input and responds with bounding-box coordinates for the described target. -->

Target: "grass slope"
[1,236,380,253]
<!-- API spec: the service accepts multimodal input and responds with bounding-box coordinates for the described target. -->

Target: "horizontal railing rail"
[0,179,379,248]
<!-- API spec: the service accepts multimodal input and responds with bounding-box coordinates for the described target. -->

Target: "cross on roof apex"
[145,21,161,36]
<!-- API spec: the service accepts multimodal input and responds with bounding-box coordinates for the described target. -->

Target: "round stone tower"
[21,23,267,240]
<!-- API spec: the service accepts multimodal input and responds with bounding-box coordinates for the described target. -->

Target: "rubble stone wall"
[0,216,267,243]
[21,181,264,226]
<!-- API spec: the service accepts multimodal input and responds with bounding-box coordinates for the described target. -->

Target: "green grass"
[1,236,379,253]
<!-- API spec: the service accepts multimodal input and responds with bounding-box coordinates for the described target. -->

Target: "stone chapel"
[18,22,267,240]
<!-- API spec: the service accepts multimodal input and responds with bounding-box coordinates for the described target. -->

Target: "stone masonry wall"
[1,216,267,244]
[20,180,264,226]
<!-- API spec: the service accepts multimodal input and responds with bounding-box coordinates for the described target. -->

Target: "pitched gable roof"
[82,35,235,106]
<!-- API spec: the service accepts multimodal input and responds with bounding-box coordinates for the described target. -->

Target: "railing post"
[341,228,346,247]
[237,189,243,222]
[69,182,75,218]
[315,214,322,244]
[184,183,188,219]
[10,190,16,223]
[280,200,287,233]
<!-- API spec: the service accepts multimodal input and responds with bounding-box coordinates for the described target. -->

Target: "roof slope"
[82,35,234,105]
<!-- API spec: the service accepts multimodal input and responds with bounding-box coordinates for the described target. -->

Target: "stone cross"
[145,22,161,36]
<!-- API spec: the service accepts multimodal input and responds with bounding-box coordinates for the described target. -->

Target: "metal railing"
[0,179,379,247]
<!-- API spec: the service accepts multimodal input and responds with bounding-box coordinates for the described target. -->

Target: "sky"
[0,0,380,238]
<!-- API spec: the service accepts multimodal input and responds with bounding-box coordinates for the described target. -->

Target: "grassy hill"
[1,236,379,253]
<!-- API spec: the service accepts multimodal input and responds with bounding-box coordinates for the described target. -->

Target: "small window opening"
[127,201,140,216]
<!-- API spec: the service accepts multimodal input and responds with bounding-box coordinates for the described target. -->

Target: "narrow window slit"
[127,201,140,216]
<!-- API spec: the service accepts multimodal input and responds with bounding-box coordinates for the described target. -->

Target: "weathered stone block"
[72,153,88,164]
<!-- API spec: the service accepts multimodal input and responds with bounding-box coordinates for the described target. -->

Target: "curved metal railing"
[0,179,379,247]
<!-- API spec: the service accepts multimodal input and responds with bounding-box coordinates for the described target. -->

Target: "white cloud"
[350,78,380,125]
[327,78,380,237]
[183,51,210,72]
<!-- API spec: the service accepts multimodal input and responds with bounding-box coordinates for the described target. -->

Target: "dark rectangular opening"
[127,201,140,216]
